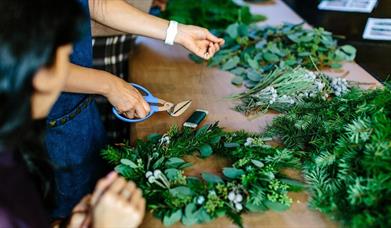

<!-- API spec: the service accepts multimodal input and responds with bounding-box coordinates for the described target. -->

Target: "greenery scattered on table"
[102,79,390,227]
[191,23,356,88]
[265,85,391,227]
[232,67,350,115]
[160,0,266,31]
[102,123,303,227]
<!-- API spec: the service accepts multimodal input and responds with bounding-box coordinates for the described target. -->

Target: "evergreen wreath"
[102,123,303,227]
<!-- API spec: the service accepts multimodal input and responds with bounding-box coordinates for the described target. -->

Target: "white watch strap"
[165,20,178,45]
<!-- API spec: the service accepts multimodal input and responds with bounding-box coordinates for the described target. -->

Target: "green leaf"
[247,70,262,82]
[246,201,267,212]
[195,124,210,137]
[263,52,280,63]
[264,200,290,212]
[226,23,239,39]
[340,45,356,61]
[210,135,222,145]
[224,142,240,148]
[163,209,182,226]
[169,186,195,198]
[231,76,244,86]
[223,167,245,179]
[201,172,224,184]
[147,133,161,142]
[197,208,212,223]
[120,159,138,168]
[331,63,342,69]
[222,56,240,71]
[166,157,186,168]
[251,159,264,168]
[280,178,306,191]
[182,215,198,226]
[199,144,213,157]
[152,157,165,169]
[165,168,180,181]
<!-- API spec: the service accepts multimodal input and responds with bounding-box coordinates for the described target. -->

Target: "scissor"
[112,83,192,123]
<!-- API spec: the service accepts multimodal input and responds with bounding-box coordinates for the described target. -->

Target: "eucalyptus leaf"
[232,76,244,86]
[166,157,186,168]
[147,133,162,143]
[263,52,280,63]
[210,135,222,144]
[223,167,245,179]
[222,56,240,71]
[199,144,213,157]
[163,209,182,226]
[165,168,180,181]
[251,159,265,168]
[120,159,138,168]
[224,142,240,148]
[153,157,165,169]
[226,23,239,39]
[247,70,262,82]
[170,186,194,198]
[201,172,224,184]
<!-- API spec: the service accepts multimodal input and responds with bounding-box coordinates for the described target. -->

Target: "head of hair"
[0,0,87,206]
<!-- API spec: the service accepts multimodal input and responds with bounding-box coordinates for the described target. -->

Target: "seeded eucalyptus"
[191,23,356,88]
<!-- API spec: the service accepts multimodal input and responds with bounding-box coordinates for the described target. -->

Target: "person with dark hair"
[0,0,145,227]
[44,0,225,219]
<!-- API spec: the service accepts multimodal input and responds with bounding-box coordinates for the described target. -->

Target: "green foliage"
[266,86,391,227]
[192,23,356,88]
[101,123,300,226]
[160,0,266,31]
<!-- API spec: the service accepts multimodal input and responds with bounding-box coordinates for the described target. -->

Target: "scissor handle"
[112,83,159,123]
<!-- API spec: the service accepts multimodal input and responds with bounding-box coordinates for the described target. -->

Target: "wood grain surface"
[128,1,380,227]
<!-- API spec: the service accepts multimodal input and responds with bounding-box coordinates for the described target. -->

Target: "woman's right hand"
[91,172,146,228]
[105,76,150,119]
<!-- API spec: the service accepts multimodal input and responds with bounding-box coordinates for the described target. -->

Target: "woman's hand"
[105,77,150,119]
[175,24,225,60]
[91,172,146,228]
[67,195,92,228]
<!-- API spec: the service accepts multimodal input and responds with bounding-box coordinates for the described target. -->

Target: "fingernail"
[107,171,117,179]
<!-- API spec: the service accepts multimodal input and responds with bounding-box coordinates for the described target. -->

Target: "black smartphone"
[183,109,208,128]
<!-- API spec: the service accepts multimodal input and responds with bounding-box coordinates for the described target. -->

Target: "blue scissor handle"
[112,83,159,123]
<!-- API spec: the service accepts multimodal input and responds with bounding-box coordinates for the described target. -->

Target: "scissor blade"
[169,100,192,117]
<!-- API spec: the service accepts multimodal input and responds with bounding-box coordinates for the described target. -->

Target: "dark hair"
[0,0,87,206]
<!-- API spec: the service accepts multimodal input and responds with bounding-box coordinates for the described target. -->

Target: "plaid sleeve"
[92,34,135,143]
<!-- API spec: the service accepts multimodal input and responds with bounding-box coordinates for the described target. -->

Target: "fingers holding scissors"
[107,78,151,118]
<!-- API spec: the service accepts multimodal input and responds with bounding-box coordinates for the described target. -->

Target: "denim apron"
[45,0,107,218]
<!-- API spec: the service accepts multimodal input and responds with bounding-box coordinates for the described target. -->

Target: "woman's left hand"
[175,24,225,60]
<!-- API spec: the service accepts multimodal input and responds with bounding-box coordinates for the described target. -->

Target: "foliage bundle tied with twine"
[191,23,356,88]
[160,0,266,31]
[102,123,303,227]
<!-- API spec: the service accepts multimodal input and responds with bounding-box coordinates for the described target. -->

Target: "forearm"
[89,0,168,41]
[64,63,113,96]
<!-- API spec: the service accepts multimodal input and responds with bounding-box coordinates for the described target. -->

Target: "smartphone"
[183,109,208,128]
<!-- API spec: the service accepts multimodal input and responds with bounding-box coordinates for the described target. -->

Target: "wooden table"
[129,1,380,227]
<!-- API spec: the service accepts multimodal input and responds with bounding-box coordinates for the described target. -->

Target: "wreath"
[102,123,304,227]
